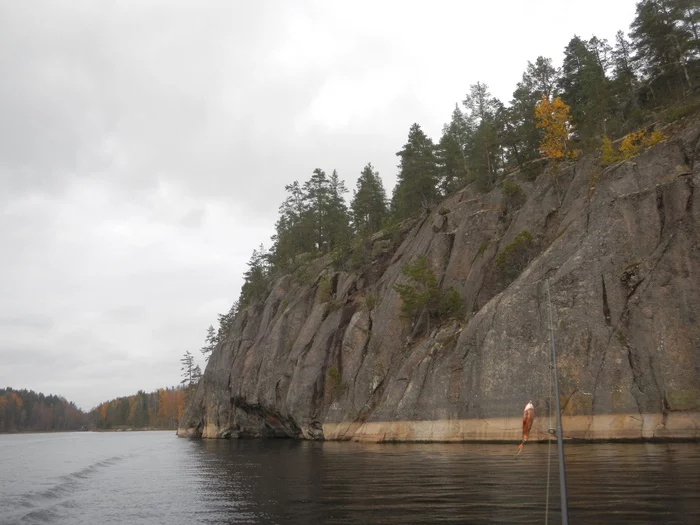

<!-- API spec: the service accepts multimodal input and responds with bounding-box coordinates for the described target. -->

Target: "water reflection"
[188,439,700,524]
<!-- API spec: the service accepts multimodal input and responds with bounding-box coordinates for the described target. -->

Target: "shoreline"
[179,411,700,443]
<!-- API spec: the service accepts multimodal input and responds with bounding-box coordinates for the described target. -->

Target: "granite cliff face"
[178,118,700,442]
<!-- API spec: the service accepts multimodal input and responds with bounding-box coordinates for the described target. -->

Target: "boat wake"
[4,455,126,524]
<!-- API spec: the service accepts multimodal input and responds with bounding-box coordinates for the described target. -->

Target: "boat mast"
[546,279,570,525]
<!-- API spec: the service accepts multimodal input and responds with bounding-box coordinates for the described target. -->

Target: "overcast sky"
[0,0,639,410]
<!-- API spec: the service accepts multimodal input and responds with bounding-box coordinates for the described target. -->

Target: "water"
[0,432,699,524]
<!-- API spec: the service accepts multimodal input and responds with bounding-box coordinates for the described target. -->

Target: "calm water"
[0,432,699,524]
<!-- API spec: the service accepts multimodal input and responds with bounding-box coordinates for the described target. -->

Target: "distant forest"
[88,387,186,430]
[0,386,188,433]
[193,0,700,361]
[0,387,86,433]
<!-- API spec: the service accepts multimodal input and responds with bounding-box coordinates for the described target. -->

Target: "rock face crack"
[656,186,666,238]
[601,275,612,326]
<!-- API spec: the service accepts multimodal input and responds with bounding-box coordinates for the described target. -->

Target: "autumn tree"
[0,388,86,433]
[508,57,560,165]
[534,96,576,160]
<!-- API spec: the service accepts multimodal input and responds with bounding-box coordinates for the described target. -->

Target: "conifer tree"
[463,82,503,191]
[612,30,638,105]
[630,0,694,92]
[351,163,387,234]
[390,123,439,219]
[509,57,560,163]
[326,169,352,249]
[239,244,270,307]
[272,181,313,267]
[217,301,238,342]
[436,104,470,193]
[201,325,217,362]
[180,351,195,388]
[558,35,614,139]
[303,168,331,251]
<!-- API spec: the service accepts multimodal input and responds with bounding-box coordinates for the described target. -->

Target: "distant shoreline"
[92,427,177,433]
[1,427,177,435]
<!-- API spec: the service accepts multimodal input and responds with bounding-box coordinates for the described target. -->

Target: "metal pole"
[546,279,570,525]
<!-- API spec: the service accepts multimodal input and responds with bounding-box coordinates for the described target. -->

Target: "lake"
[0,431,698,524]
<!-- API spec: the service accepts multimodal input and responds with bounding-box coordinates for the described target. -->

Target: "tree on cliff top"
[180,351,195,388]
[201,325,217,362]
[391,123,439,219]
[351,163,387,234]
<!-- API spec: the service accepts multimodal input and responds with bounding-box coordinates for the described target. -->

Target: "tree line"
[0,387,86,433]
[193,0,699,366]
[89,386,186,430]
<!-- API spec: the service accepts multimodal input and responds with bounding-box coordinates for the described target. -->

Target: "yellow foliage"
[600,129,666,165]
[600,136,620,166]
[619,131,646,159]
[645,130,664,147]
[618,129,666,160]
[534,96,576,161]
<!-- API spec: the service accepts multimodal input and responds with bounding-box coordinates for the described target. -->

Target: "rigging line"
[545,325,553,525]
[546,279,570,525]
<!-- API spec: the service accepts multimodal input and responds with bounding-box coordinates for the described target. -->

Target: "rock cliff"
[178,117,700,442]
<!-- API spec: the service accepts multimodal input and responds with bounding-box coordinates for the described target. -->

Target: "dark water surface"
[1,431,699,524]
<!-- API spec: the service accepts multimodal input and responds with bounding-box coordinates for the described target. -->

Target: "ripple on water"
[0,433,699,525]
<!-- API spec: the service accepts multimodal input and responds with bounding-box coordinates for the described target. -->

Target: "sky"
[0,0,640,410]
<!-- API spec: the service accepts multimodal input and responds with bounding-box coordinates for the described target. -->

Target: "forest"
[0,386,188,432]
[0,387,86,433]
[88,387,186,430]
[191,0,700,358]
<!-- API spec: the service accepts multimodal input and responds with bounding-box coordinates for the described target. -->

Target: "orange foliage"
[90,386,186,429]
[534,96,577,161]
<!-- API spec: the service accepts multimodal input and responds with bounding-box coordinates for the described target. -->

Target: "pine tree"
[558,35,614,139]
[217,301,238,342]
[326,170,352,250]
[200,325,217,362]
[674,0,700,56]
[239,245,270,307]
[462,82,503,191]
[630,0,693,92]
[351,163,387,234]
[390,123,439,219]
[436,104,470,194]
[180,351,195,388]
[509,57,560,164]
[303,168,331,251]
[272,181,314,267]
[612,30,637,106]
[192,365,202,385]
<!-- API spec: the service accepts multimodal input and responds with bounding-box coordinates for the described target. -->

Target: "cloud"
[0,0,639,409]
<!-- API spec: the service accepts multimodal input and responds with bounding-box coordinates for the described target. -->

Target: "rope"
[545,349,553,524]
[544,281,555,525]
